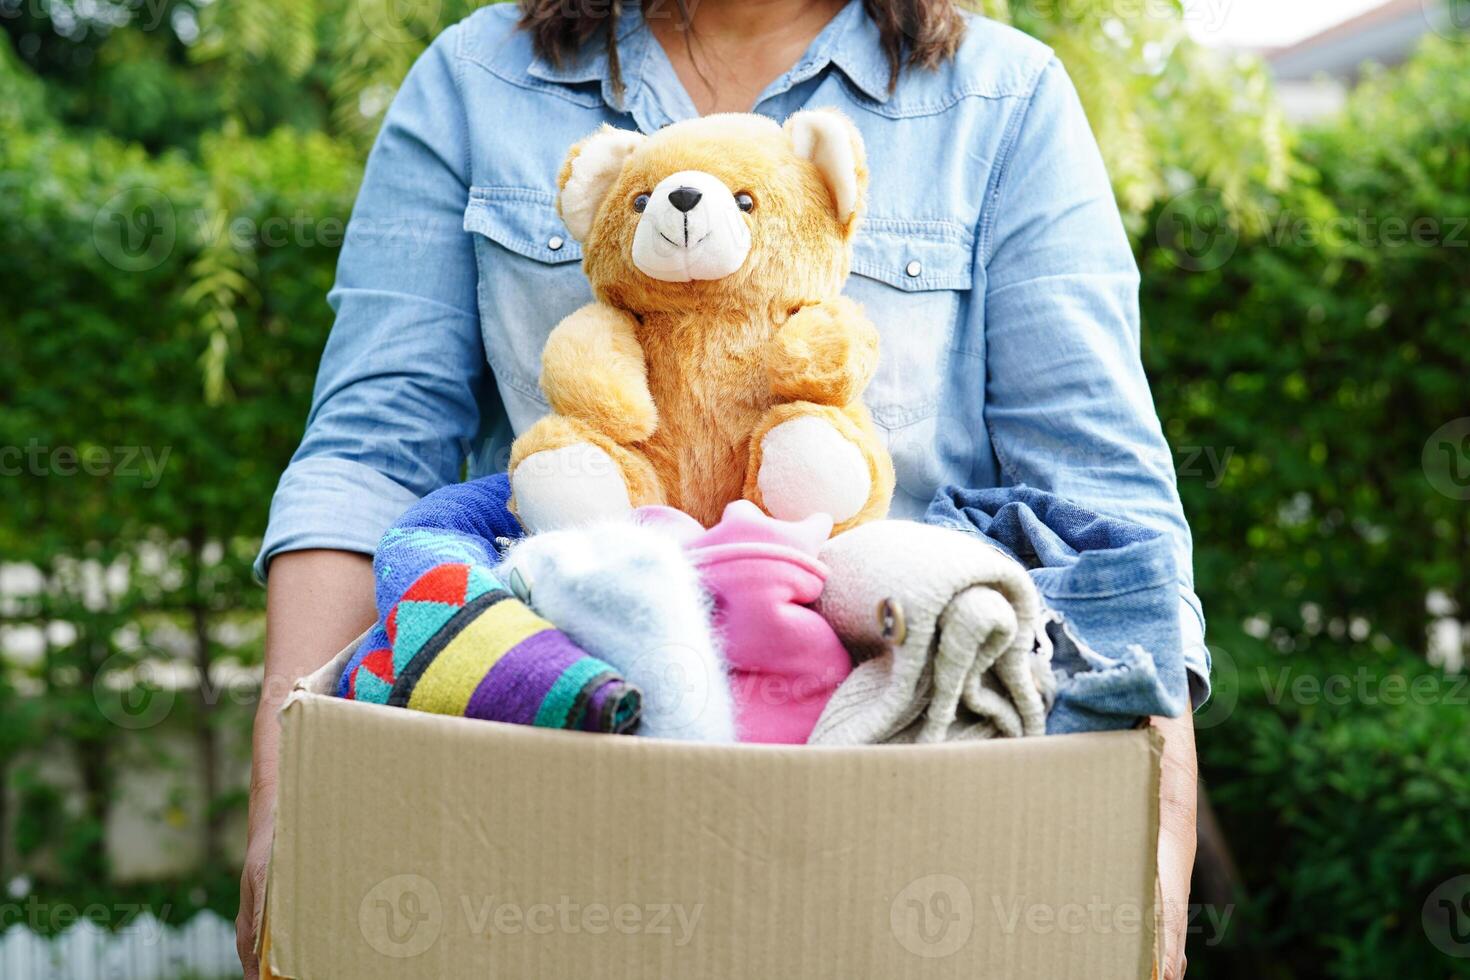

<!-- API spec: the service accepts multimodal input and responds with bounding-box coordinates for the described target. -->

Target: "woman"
[238,1,1206,976]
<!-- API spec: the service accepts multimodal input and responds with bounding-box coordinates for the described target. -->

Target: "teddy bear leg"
[744,401,894,533]
[509,414,664,533]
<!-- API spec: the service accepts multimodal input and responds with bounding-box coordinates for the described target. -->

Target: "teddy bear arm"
[765,297,880,407]
[540,303,658,444]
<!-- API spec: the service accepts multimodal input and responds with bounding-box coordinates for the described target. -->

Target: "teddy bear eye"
[735,191,756,213]
[633,193,651,213]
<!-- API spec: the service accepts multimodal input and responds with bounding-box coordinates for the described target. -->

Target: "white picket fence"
[0,912,241,980]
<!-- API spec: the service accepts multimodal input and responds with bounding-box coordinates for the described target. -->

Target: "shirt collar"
[826,0,893,104]
[525,0,893,109]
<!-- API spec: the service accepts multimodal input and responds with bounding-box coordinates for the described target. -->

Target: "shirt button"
[905,260,922,278]
[548,235,565,251]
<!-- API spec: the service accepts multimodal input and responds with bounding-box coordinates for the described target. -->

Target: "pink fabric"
[636,501,852,744]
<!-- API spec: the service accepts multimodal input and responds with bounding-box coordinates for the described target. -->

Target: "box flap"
[290,629,370,701]
[268,694,1161,979]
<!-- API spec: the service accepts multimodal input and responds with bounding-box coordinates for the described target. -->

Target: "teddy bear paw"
[512,443,633,533]
[756,415,872,524]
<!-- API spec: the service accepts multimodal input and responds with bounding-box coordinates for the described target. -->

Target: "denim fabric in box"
[926,486,1189,733]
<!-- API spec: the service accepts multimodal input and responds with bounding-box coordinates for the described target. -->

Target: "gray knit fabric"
[808,521,1055,745]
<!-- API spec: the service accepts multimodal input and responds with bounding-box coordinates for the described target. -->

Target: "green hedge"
[1139,36,1470,979]
[1181,628,1470,979]
[0,34,358,902]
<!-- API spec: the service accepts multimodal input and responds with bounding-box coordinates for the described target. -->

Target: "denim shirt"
[258,1,1211,701]
[928,485,1194,730]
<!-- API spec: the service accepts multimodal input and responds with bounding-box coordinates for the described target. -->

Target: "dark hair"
[517,0,966,100]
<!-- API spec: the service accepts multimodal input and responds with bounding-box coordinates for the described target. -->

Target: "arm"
[766,297,880,406]
[981,60,1202,979]
[983,59,1210,707]
[252,22,487,583]
[237,551,376,979]
[239,24,485,977]
[540,303,657,443]
[1153,713,1199,980]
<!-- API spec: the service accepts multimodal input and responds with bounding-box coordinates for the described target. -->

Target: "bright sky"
[1183,0,1390,48]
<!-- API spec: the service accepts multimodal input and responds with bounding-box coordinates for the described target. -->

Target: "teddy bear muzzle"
[631,169,752,283]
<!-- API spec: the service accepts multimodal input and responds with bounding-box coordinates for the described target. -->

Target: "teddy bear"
[508,110,896,535]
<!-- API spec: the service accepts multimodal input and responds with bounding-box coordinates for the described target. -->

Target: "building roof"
[1265,0,1437,81]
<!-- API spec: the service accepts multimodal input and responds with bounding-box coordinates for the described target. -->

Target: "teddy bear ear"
[783,109,867,233]
[557,125,647,242]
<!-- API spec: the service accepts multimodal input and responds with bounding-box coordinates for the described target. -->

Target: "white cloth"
[808,521,1055,745]
[499,522,738,742]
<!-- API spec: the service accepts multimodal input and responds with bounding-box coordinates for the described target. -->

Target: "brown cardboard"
[266,649,1162,979]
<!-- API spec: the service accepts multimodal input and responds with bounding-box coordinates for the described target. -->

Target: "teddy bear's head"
[556,111,866,314]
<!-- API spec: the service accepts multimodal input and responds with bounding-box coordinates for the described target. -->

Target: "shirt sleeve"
[255,24,493,581]
[980,57,1211,706]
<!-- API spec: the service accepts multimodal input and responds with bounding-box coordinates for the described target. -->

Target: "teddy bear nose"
[667,187,703,213]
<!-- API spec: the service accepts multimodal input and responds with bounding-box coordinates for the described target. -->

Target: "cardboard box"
[264,637,1163,979]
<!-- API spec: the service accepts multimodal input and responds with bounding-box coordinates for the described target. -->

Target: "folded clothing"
[809,520,1053,745]
[369,473,522,616]
[639,500,849,744]
[925,485,1189,733]
[496,519,738,743]
[339,476,639,734]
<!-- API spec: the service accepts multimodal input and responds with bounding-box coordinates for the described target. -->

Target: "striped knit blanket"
[337,475,641,734]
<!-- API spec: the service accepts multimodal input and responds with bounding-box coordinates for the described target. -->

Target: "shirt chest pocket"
[464,187,591,413]
[847,218,974,430]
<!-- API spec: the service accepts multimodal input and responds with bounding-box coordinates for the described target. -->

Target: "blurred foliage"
[1,0,1467,975]
[1143,35,1470,655]
[1003,0,1293,230]
[1187,628,1470,979]
[0,8,358,915]
[1139,35,1470,980]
